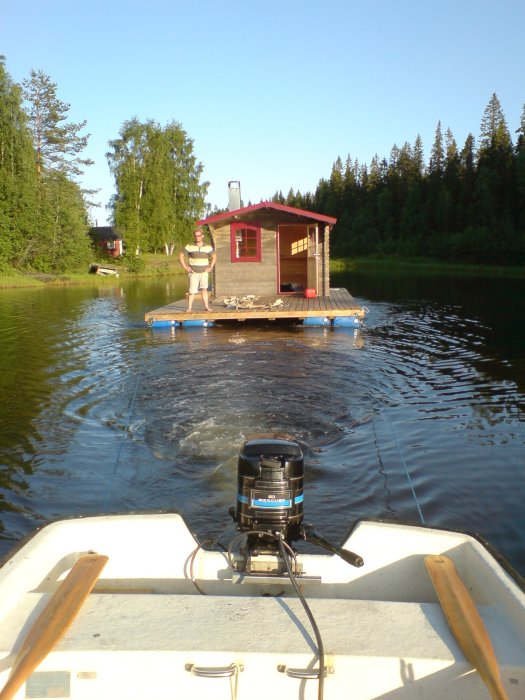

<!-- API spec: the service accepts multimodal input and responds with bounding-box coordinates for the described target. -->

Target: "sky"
[2,0,524,225]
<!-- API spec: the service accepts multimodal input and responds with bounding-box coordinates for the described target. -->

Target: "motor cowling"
[233,435,304,546]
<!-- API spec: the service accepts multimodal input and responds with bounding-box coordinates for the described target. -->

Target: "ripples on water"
[0,276,523,576]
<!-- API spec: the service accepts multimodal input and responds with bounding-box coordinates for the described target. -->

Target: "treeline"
[274,94,525,265]
[0,57,208,274]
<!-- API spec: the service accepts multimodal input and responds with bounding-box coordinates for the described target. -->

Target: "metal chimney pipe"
[228,181,241,211]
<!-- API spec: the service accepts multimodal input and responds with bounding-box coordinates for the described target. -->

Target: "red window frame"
[230,222,261,262]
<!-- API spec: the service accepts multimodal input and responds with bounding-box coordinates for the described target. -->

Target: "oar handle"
[425,554,509,700]
[0,553,108,700]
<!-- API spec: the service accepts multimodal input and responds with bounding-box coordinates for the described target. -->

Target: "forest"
[275,94,525,265]
[1,52,524,274]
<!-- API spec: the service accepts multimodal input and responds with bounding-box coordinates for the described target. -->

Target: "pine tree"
[285,187,296,206]
[19,69,93,271]
[413,135,425,177]
[389,144,401,173]
[516,103,525,152]
[445,128,458,165]
[327,156,344,216]
[460,133,476,175]
[443,128,460,231]
[429,121,445,176]
[478,92,512,154]
[477,93,514,233]
[22,70,93,179]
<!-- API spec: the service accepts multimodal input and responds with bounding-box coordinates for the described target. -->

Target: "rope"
[102,366,144,512]
[375,378,426,525]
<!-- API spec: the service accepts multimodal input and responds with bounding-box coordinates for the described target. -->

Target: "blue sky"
[2,0,524,224]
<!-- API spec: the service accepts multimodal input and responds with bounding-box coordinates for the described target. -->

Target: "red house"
[89,226,123,258]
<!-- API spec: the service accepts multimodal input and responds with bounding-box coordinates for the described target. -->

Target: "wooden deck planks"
[144,288,365,324]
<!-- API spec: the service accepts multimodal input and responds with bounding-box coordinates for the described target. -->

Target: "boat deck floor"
[145,287,366,324]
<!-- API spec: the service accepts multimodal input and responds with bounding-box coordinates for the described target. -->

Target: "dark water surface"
[0,270,524,574]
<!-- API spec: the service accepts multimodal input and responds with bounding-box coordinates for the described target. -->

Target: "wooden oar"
[425,554,509,700]
[0,553,108,700]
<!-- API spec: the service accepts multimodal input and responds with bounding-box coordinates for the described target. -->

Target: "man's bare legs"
[186,289,211,312]
[202,288,211,312]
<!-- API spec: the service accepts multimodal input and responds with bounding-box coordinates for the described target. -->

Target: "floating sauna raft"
[145,288,367,328]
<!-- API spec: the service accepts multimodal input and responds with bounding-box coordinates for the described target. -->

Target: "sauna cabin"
[198,202,336,298]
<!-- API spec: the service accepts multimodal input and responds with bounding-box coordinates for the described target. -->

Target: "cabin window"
[291,237,308,255]
[230,223,261,262]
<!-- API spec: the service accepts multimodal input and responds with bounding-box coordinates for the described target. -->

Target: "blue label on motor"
[252,497,292,508]
[250,490,292,508]
[238,491,302,508]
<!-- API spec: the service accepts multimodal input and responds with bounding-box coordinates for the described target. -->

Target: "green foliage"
[107,118,209,256]
[125,253,146,273]
[35,173,91,273]
[0,57,41,270]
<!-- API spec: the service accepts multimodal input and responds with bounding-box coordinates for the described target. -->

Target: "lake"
[0,269,524,575]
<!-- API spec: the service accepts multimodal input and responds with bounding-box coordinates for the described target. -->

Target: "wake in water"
[1,280,524,575]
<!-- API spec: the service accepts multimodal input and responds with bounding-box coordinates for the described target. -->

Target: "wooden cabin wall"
[211,223,277,296]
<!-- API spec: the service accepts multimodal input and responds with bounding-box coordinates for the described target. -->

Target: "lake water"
[0,269,524,575]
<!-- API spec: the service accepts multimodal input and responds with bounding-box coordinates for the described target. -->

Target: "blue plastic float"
[181,319,214,328]
[148,319,214,329]
[302,317,330,327]
[333,316,361,328]
[148,320,179,329]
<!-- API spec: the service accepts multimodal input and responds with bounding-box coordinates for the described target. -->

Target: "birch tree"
[107,118,208,256]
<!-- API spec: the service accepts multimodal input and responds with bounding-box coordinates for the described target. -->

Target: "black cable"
[189,539,216,595]
[278,534,325,700]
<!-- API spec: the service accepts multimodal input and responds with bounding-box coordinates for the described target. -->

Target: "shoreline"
[1,255,523,290]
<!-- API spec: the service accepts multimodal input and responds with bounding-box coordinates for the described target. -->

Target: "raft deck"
[145,288,366,325]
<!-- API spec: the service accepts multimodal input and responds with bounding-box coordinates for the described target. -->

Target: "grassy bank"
[331,256,525,279]
[0,254,186,289]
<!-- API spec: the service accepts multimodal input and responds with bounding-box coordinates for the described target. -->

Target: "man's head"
[194,228,204,241]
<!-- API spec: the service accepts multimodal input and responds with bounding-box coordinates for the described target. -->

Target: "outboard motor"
[233,435,304,552]
[230,435,364,572]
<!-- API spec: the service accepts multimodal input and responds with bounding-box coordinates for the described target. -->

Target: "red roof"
[198,201,337,226]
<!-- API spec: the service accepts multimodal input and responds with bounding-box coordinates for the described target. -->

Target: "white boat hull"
[1,513,524,699]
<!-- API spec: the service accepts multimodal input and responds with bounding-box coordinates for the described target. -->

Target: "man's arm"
[179,250,191,272]
[207,251,216,272]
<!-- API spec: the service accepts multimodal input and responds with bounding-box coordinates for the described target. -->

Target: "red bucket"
[304,288,316,298]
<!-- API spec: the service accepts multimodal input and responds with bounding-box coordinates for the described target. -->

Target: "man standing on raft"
[179,227,216,312]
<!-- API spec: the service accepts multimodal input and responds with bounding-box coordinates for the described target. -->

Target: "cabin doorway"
[278,224,318,294]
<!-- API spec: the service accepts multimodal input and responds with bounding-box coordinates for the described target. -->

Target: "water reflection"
[0,274,524,577]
